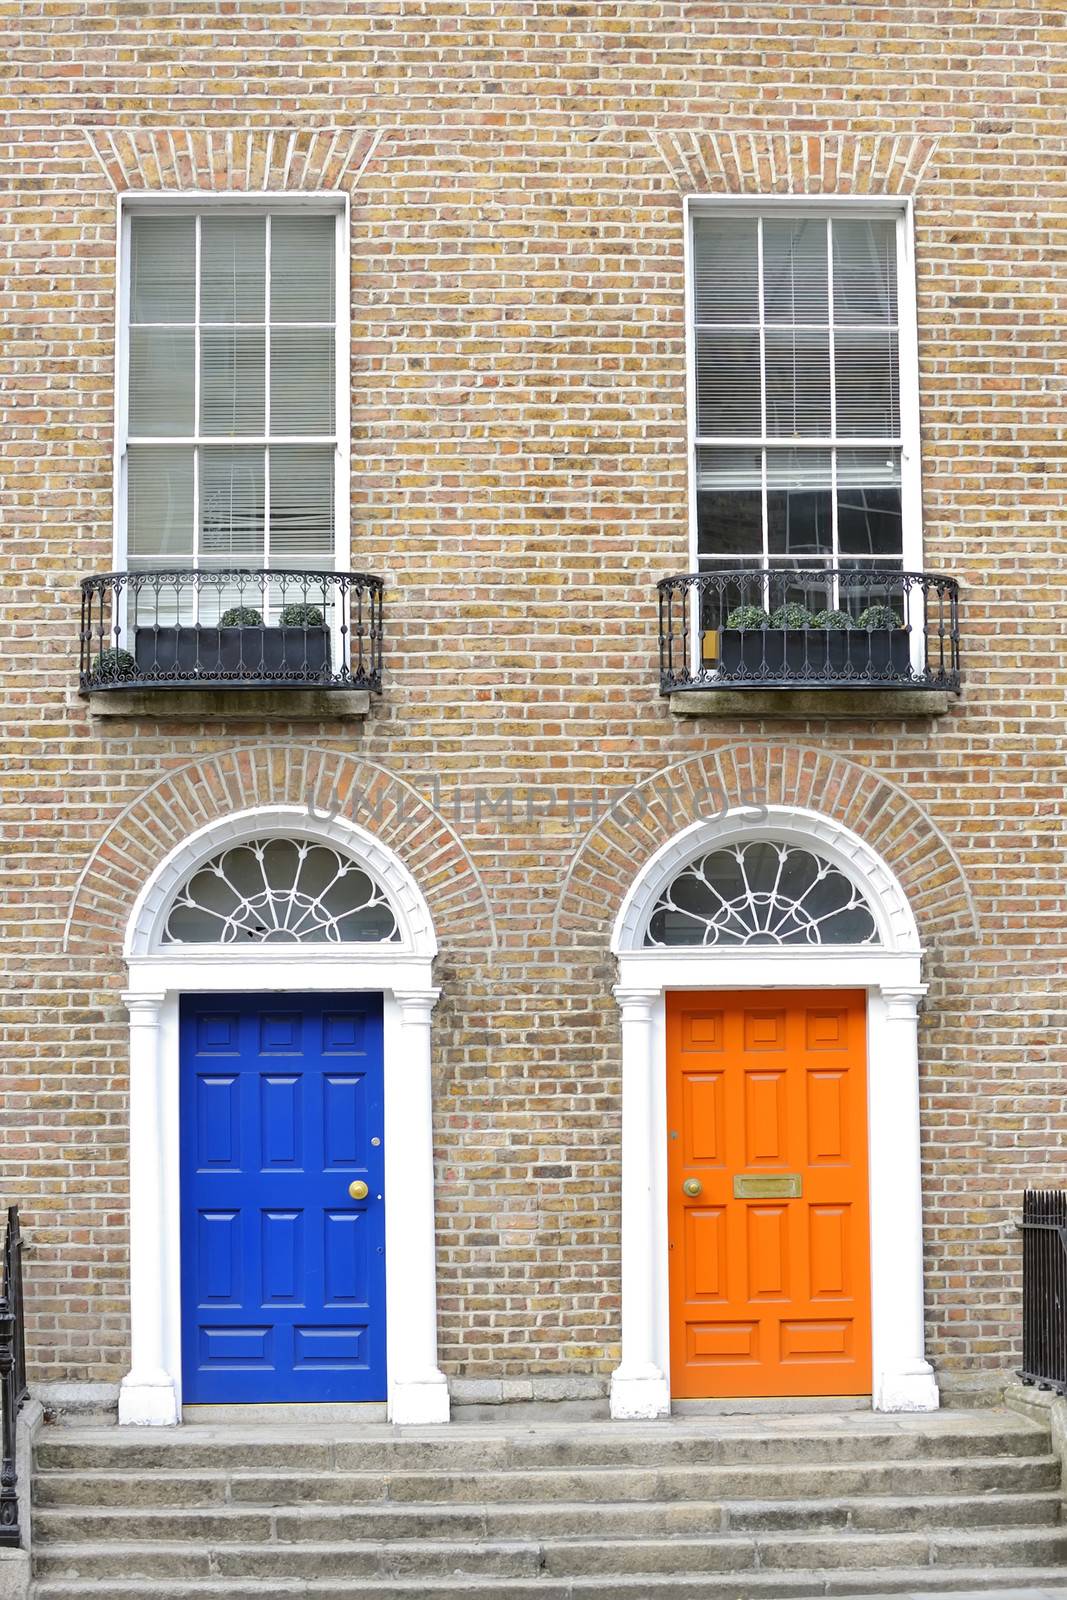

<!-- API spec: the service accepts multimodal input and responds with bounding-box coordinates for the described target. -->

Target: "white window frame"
[683,194,923,577]
[113,192,351,583]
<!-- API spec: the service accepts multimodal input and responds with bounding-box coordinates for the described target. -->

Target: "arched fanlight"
[644,840,880,948]
[161,836,401,945]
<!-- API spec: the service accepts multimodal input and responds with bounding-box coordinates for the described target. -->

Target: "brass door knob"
[348,1180,369,1200]
[682,1178,703,1198]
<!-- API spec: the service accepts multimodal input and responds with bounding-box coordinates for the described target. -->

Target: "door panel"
[180,992,386,1403]
[667,990,871,1398]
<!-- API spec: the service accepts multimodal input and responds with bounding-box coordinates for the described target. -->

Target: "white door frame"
[118,807,450,1427]
[609,806,940,1420]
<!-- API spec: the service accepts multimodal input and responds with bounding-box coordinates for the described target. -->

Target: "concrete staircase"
[29,1408,1067,1598]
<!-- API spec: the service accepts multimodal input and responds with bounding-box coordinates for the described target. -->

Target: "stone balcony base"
[85,689,371,721]
[670,689,952,719]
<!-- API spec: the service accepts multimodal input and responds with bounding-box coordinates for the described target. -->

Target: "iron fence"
[0,1207,27,1548]
[1019,1189,1067,1395]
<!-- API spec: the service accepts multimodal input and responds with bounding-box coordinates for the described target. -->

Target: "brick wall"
[0,1,1063,1396]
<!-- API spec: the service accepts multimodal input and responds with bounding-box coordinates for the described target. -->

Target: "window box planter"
[134,624,331,683]
[715,626,912,682]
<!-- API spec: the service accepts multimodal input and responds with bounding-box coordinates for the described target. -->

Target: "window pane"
[127,446,194,558]
[695,328,760,436]
[199,446,265,558]
[128,329,194,435]
[200,217,265,323]
[695,447,762,558]
[837,448,903,557]
[835,328,899,436]
[765,329,831,437]
[269,445,335,561]
[270,328,335,435]
[271,216,335,322]
[832,219,897,325]
[692,217,758,324]
[763,218,828,325]
[200,330,266,435]
[767,448,832,557]
[130,218,195,323]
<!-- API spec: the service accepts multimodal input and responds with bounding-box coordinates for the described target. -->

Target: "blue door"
[179,993,386,1403]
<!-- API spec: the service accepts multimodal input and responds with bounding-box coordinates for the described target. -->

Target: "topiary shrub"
[769,603,814,630]
[724,604,770,630]
[219,606,263,627]
[856,604,901,630]
[278,603,325,628]
[811,609,853,630]
[93,647,136,679]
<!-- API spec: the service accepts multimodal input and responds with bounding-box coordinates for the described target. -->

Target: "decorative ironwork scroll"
[162,838,401,945]
[645,841,880,948]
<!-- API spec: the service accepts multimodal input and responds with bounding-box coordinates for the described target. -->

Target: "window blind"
[125,210,339,587]
[692,212,905,570]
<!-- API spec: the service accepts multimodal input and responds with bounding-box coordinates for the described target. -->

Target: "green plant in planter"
[278,603,325,628]
[723,601,771,627]
[769,602,814,630]
[857,604,902,630]
[219,606,263,627]
[811,609,853,630]
[93,647,136,679]
[724,604,770,631]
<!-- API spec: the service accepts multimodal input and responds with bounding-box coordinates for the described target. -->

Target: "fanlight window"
[644,841,880,948]
[161,837,401,945]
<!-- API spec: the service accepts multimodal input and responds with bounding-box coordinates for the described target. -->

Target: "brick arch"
[648,130,940,196]
[552,745,979,957]
[63,745,496,955]
[81,125,385,194]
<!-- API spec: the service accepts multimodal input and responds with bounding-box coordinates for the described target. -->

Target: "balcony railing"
[79,568,384,694]
[658,568,960,695]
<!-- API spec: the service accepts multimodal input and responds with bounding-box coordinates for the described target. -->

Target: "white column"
[387,989,450,1425]
[118,992,179,1426]
[610,987,670,1420]
[869,985,939,1412]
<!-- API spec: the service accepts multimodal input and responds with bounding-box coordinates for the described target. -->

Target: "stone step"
[30,1489,1063,1545]
[32,1414,1050,1476]
[33,1453,1063,1509]
[27,1565,1067,1600]
[32,1526,1067,1583]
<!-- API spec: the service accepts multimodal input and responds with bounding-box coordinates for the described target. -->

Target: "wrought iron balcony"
[79,568,383,694]
[658,568,960,696]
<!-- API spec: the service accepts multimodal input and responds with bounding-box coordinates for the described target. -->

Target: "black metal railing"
[79,569,384,693]
[0,1208,27,1549]
[658,568,960,694]
[1019,1189,1067,1395]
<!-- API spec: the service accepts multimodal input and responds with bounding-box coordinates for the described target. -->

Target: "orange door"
[667,990,871,1399]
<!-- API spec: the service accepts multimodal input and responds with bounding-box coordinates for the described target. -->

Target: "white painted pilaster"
[610,986,670,1420]
[869,985,939,1411]
[119,991,179,1426]
[387,989,450,1425]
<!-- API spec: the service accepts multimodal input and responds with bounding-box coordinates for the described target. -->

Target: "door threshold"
[672,1395,872,1416]
[182,1401,388,1424]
